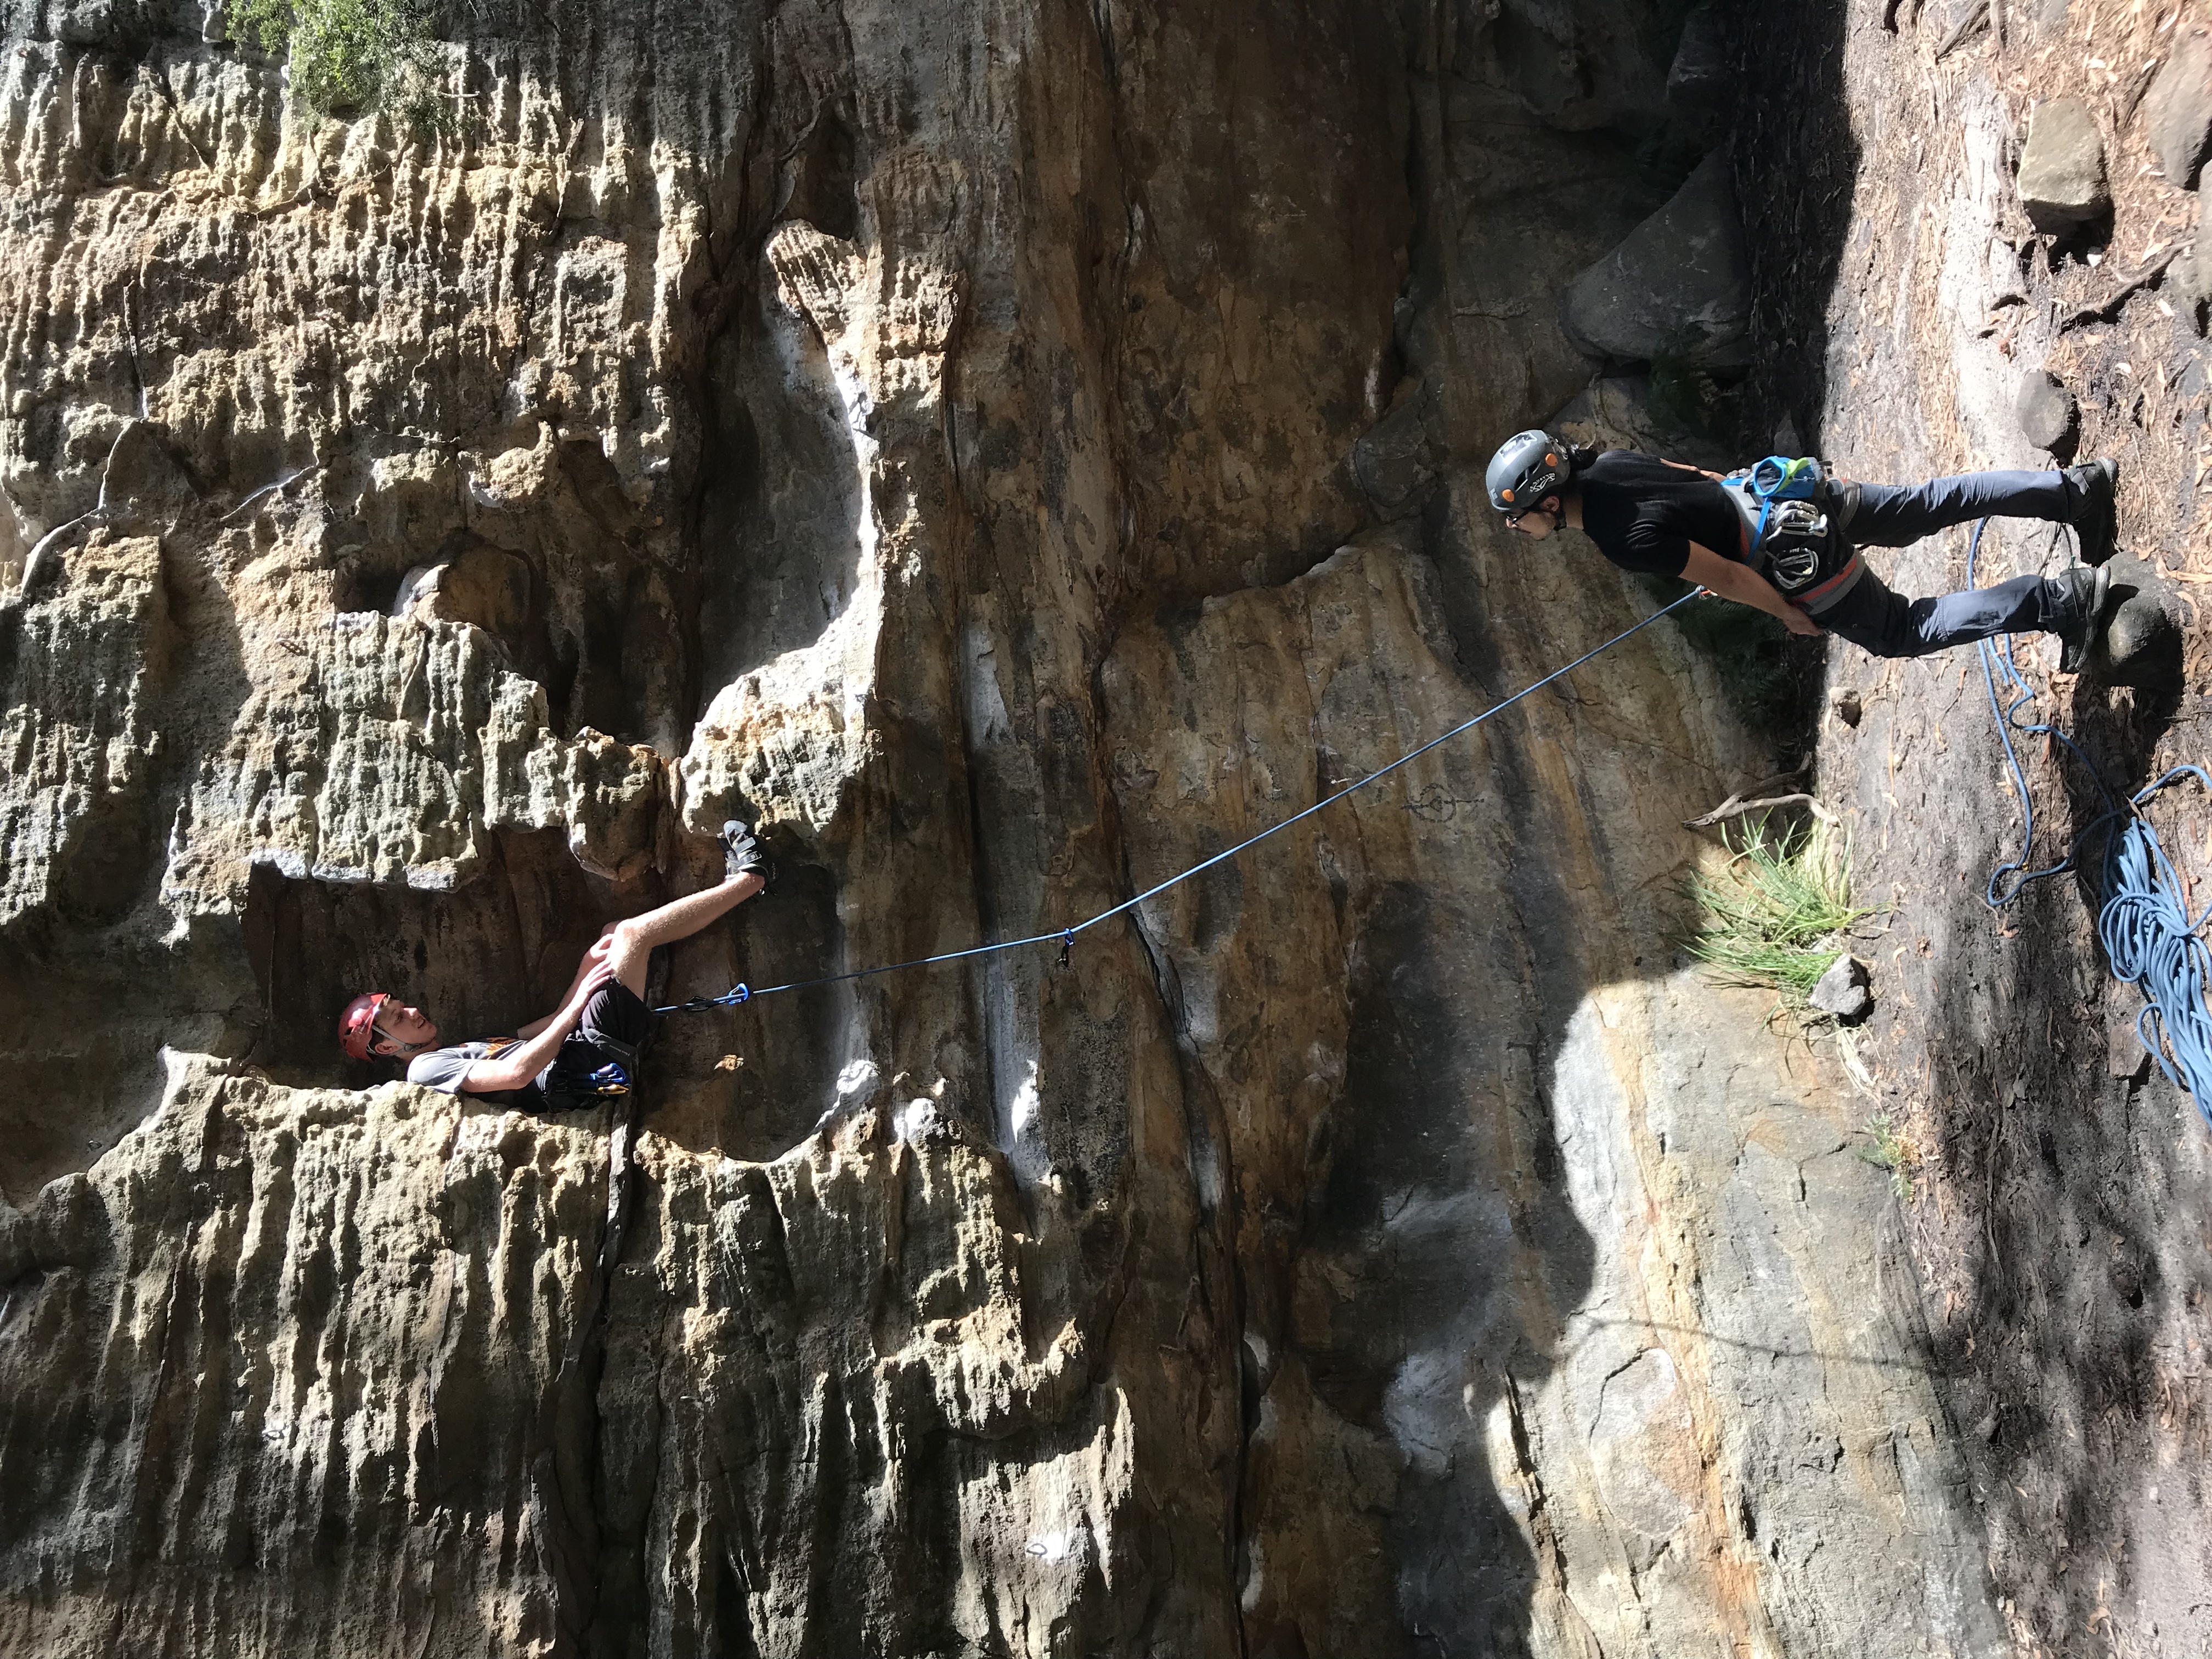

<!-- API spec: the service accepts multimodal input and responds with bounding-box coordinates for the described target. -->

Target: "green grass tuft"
[1858,1112,1918,1203]
[1683,814,1870,1001]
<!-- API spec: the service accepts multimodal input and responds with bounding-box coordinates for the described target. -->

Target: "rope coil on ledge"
[1970,516,2212,1119]
[656,590,1702,1017]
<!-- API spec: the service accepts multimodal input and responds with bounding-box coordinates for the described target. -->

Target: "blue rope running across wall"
[1970,516,2212,1121]
[657,589,1702,1017]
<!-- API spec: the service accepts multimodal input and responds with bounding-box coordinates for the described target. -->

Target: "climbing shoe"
[2052,563,2114,675]
[2063,457,2119,567]
[720,817,777,893]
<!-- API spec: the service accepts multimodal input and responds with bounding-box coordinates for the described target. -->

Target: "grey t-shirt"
[408,1040,533,1101]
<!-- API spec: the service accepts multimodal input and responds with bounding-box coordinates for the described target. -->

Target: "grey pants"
[1819,568,2075,659]
[1818,470,2080,658]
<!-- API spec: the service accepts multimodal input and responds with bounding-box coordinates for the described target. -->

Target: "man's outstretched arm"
[461,961,617,1093]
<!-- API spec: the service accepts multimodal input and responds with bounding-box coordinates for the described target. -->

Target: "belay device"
[1722,455,1866,616]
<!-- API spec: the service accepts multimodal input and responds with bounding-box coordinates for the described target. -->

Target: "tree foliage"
[233,0,445,125]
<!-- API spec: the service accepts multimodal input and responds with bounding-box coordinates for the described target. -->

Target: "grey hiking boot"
[720,818,776,892]
[2052,563,2114,675]
[2063,457,2119,567]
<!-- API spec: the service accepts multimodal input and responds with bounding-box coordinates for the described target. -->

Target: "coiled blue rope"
[2099,772,2212,1119]
[1970,517,2212,1119]
[657,589,1700,1015]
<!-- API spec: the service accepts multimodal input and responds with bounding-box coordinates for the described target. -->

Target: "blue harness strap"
[1743,455,1820,558]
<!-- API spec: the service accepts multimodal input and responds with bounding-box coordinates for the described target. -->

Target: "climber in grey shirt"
[338,820,773,1107]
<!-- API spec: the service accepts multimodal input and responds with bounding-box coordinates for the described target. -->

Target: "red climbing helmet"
[338,991,392,1061]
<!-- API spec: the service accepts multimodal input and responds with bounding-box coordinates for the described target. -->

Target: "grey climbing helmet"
[1486,429,1568,516]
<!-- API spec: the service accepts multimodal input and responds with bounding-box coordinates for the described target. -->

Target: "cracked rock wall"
[2,1,2009,1655]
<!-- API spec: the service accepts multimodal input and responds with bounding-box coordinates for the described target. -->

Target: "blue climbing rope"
[1970,517,2212,1119]
[656,589,1701,1015]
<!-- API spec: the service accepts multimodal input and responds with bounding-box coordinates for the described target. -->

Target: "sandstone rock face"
[0,3,2007,1656]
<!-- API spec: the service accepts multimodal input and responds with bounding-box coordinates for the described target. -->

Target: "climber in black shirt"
[1483,431,2122,668]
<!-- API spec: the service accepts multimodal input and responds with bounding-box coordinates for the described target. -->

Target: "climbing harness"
[539,1036,641,1112]
[1721,455,1867,616]
[1971,516,2212,1118]
[655,590,1701,1017]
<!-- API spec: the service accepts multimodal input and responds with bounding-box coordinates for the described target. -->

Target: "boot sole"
[2059,565,2113,674]
[2074,458,2119,567]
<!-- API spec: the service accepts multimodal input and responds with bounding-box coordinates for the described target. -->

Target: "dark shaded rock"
[1810,952,1872,1022]
[2143,27,2212,189]
[2182,177,2212,331]
[2101,588,2182,692]
[2016,98,2110,233]
[1667,4,1730,116]
[1351,381,1437,513]
[2014,368,2079,455]
[1560,149,1751,368]
[1830,687,1863,727]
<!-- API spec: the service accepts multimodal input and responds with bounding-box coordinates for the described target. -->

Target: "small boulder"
[1561,149,1751,369]
[2101,588,2182,693]
[2016,98,2111,233]
[1810,953,1873,1023]
[2014,368,2079,455]
[2143,27,2212,189]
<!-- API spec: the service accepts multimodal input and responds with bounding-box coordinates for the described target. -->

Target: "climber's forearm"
[1681,543,1805,627]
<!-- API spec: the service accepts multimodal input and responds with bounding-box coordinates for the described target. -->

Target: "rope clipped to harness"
[1970,517,2212,1116]
[654,590,1701,1017]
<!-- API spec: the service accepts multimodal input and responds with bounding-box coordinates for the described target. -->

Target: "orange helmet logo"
[1500,488,1515,503]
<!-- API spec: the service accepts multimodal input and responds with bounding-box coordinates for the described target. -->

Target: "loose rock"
[1810,953,1873,1023]
[2143,27,2212,189]
[1560,149,1752,368]
[2016,98,2111,233]
[2013,368,2079,456]
[2100,585,2182,693]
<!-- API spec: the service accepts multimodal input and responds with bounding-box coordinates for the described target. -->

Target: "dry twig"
[1684,767,1841,830]
[2058,246,2181,331]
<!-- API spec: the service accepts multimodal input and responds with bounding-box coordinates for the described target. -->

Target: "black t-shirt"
[1575,450,1745,579]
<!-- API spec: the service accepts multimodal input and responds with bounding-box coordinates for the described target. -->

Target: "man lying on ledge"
[337,820,770,1109]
